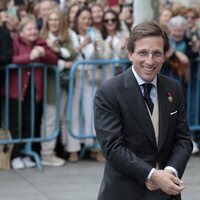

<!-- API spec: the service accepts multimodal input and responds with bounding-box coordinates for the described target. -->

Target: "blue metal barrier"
[0,63,60,170]
[160,57,200,131]
[67,58,200,157]
[67,59,130,156]
[1,57,199,169]
[186,57,200,131]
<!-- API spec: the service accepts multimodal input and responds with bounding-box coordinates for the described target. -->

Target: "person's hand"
[164,169,175,176]
[30,48,40,60]
[145,179,159,191]
[165,48,174,58]
[175,51,189,65]
[34,46,45,56]
[191,39,200,53]
[30,46,45,60]
[46,39,59,53]
[64,61,72,69]
[82,35,92,48]
[151,169,185,195]
[108,37,113,50]
[76,36,91,52]
[120,35,128,50]
[146,169,176,191]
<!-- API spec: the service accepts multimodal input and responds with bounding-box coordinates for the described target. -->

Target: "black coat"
[94,68,192,200]
[0,26,13,122]
[0,26,13,65]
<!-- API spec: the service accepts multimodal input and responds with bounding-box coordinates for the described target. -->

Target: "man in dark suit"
[94,21,193,200]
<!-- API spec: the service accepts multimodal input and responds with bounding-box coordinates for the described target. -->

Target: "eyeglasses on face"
[184,16,196,20]
[134,50,164,59]
[103,18,116,24]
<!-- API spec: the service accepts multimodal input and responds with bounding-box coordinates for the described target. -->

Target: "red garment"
[107,0,118,7]
[2,35,58,101]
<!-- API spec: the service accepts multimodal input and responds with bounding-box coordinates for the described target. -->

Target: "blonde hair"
[40,7,69,43]
[18,14,37,32]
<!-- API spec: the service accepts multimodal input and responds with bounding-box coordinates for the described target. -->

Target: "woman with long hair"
[40,7,79,165]
[101,9,128,60]
[70,6,105,161]
[89,2,104,31]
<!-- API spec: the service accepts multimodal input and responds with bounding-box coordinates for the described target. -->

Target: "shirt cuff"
[164,166,178,177]
[147,168,155,180]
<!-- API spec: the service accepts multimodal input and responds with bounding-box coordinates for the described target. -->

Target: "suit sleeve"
[165,82,192,178]
[94,82,153,185]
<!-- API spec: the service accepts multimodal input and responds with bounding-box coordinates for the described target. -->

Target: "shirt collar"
[131,65,157,88]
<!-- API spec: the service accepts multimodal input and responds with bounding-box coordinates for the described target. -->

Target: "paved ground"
[0,155,199,200]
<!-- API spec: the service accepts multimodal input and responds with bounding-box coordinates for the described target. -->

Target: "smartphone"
[86,27,95,43]
[8,6,17,16]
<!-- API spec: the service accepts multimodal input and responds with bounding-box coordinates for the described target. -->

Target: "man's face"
[128,36,165,83]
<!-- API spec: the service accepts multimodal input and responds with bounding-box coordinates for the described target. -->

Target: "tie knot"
[142,83,153,96]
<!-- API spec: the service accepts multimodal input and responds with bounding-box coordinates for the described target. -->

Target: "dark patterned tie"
[142,83,154,114]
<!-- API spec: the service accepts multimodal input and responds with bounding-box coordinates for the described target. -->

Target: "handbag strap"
[78,35,86,60]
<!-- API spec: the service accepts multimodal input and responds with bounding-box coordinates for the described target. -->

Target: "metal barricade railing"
[67,59,130,157]
[67,58,200,157]
[160,57,200,132]
[1,57,199,169]
[186,57,200,131]
[0,63,60,170]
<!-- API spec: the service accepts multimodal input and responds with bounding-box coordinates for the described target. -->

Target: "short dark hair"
[127,20,169,54]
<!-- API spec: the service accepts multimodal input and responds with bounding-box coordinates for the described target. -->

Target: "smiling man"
[94,21,192,200]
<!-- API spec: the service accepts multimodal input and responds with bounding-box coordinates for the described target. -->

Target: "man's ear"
[128,52,133,62]
[163,53,168,62]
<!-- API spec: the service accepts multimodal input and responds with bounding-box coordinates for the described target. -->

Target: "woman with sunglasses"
[101,9,128,61]
[70,6,105,162]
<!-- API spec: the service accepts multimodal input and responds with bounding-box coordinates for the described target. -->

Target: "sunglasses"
[103,18,116,24]
[184,16,196,20]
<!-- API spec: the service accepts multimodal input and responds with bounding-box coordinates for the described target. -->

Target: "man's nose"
[145,54,154,64]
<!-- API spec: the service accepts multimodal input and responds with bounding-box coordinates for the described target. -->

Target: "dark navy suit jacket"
[94,68,192,200]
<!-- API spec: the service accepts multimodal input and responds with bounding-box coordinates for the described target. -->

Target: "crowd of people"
[0,0,199,170]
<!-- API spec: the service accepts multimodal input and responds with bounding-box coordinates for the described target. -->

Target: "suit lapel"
[157,75,171,152]
[118,68,157,148]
